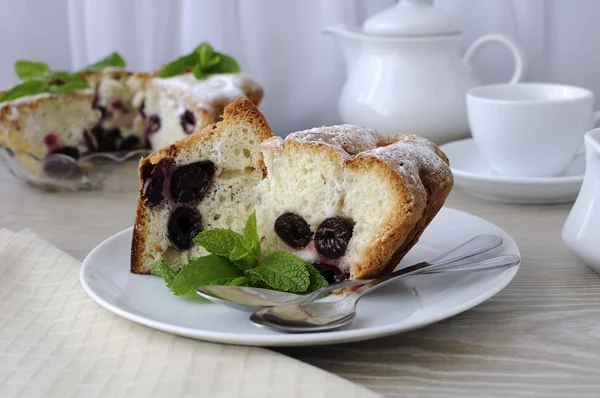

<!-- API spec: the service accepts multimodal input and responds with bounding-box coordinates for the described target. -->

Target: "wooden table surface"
[2,164,599,397]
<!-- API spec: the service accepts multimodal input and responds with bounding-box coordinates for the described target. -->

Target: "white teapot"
[324,0,526,144]
[563,128,600,273]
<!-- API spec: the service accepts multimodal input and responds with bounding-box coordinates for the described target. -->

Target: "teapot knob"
[363,0,459,36]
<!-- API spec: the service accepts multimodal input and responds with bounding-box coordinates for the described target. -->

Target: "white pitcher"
[563,128,600,273]
[323,0,526,144]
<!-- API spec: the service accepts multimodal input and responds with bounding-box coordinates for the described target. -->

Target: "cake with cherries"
[0,69,262,177]
[131,106,454,284]
[138,73,263,150]
[255,126,454,284]
[130,98,272,273]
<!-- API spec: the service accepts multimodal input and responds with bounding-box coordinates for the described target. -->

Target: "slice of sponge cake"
[255,125,453,284]
[131,98,272,274]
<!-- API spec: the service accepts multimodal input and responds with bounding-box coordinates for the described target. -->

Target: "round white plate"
[440,138,584,204]
[80,207,520,347]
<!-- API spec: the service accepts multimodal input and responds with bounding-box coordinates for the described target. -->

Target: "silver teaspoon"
[250,254,521,333]
[197,234,503,312]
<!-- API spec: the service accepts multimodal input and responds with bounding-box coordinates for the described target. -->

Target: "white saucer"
[80,208,520,347]
[440,139,585,204]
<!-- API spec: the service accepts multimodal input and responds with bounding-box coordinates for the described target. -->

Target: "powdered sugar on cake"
[152,73,257,104]
[257,123,453,283]
[286,124,452,192]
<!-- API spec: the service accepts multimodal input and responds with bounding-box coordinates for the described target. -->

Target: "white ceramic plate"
[80,207,520,347]
[440,138,584,204]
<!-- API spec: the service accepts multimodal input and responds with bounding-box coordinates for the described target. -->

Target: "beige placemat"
[0,229,381,398]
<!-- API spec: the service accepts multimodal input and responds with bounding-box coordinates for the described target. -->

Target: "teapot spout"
[323,25,363,75]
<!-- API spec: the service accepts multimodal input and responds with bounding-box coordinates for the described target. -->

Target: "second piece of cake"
[256,126,454,284]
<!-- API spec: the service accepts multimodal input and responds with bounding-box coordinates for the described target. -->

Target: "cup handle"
[576,110,600,157]
[463,34,526,84]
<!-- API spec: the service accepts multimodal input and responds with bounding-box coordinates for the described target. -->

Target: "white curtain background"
[1,0,600,135]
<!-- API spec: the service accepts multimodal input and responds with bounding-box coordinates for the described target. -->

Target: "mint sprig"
[153,211,329,296]
[0,52,127,103]
[81,52,126,72]
[158,42,241,79]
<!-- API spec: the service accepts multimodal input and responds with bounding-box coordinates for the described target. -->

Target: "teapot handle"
[463,34,526,84]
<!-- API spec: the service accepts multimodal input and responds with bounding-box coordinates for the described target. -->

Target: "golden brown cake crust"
[265,126,454,284]
[130,97,272,274]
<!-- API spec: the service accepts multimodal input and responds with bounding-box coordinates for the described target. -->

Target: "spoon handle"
[346,254,520,305]
[426,235,503,267]
[419,254,521,274]
[303,234,503,302]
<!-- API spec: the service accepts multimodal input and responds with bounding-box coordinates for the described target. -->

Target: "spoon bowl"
[251,308,356,333]
[197,286,304,313]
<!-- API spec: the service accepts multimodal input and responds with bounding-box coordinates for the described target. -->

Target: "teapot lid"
[363,0,461,36]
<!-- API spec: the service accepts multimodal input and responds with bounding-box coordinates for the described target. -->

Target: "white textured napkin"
[0,229,381,398]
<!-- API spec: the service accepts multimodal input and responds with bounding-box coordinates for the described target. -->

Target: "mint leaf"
[170,255,242,297]
[230,248,255,271]
[205,54,221,69]
[44,70,90,93]
[245,273,268,288]
[45,70,74,82]
[227,275,268,288]
[15,60,48,80]
[82,52,126,71]
[158,260,179,289]
[159,52,197,78]
[43,71,90,93]
[250,251,310,293]
[229,244,249,261]
[227,276,251,286]
[232,211,260,269]
[208,53,240,74]
[228,211,261,270]
[196,42,219,69]
[46,70,88,84]
[194,228,244,258]
[192,63,208,80]
[49,80,90,93]
[0,80,47,102]
[150,260,163,277]
[305,264,329,293]
[242,211,260,255]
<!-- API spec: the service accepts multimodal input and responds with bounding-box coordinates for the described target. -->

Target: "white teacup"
[467,83,599,177]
